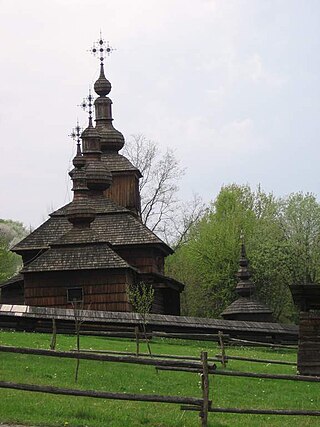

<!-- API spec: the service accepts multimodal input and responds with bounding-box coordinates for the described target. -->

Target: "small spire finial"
[240,230,246,258]
[80,89,94,124]
[70,120,83,154]
[90,34,115,65]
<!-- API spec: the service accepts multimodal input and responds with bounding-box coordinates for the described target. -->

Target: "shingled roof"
[102,152,141,176]
[14,211,172,254]
[51,194,129,217]
[221,297,273,317]
[22,242,131,273]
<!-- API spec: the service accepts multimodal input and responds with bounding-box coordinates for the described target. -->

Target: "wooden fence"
[0,342,319,426]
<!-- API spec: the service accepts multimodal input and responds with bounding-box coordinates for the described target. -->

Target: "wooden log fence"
[0,343,319,425]
[76,348,222,363]
[0,380,204,406]
[0,345,211,426]
[216,332,297,367]
[0,345,215,372]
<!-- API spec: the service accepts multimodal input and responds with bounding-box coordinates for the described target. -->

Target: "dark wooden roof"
[0,273,23,288]
[51,195,129,217]
[139,272,185,291]
[22,243,131,273]
[13,211,172,254]
[221,297,273,316]
[0,304,298,338]
[102,152,142,176]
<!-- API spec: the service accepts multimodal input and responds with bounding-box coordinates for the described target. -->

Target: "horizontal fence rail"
[0,381,204,406]
[228,337,297,349]
[215,354,296,366]
[0,345,216,372]
[77,348,221,363]
[213,369,320,382]
[181,406,320,416]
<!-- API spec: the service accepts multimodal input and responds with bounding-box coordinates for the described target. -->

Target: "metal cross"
[69,120,82,154]
[80,89,94,120]
[90,34,115,64]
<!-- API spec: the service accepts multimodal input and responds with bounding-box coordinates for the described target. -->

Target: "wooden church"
[1,38,184,315]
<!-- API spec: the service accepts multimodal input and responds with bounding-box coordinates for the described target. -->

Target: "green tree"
[0,219,29,283]
[277,192,320,284]
[167,185,320,323]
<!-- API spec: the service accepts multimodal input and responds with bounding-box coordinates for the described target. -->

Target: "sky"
[1,0,320,229]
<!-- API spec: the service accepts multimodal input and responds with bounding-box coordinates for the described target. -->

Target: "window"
[67,287,83,303]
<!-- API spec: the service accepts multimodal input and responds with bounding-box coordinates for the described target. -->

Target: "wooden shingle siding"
[298,312,320,375]
[117,248,164,274]
[24,270,132,311]
[105,174,141,214]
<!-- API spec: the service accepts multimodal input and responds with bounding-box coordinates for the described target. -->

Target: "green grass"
[0,331,319,426]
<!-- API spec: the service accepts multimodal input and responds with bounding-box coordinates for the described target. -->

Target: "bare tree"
[127,282,154,356]
[71,301,87,382]
[160,193,207,249]
[122,135,206,245]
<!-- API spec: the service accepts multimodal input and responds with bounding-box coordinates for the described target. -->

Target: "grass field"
[0,330,319,427]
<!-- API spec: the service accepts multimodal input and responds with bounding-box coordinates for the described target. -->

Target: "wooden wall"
[105,173,141,215]
[297,311,320,376]
[162,288,180,316]
[24,269,133,312]
[117,247,164,274]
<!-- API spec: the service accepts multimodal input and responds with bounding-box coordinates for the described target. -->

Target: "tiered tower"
[6,36,184,314]
[221,239,274,322]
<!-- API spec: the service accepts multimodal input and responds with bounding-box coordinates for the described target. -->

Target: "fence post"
[50,317,57,351]
[135,326,140,356]
[200,351,209,427]
[218,331,227,368]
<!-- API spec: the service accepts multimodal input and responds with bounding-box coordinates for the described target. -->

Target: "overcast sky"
[1,0,320,228]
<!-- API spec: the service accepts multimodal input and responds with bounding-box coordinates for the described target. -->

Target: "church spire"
[80,88,112,192]
[90,35,124,152]
[235,235,255,298]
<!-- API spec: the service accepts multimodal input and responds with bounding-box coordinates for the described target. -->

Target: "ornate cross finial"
[80,89,94,121]
[70,120,82,154]
[90,34,115,65]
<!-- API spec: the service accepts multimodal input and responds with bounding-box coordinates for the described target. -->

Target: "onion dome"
[93,62,125,152]
[81,118,112,191]
[94,64,111,96]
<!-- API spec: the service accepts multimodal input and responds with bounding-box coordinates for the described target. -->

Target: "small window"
[67,287,83,303]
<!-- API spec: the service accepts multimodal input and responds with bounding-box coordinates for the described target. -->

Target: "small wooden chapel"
[1,37,184,315]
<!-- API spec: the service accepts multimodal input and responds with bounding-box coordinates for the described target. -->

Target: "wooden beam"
[181,406,320,416]
[215,354,296,366]
[0,381,203,406]
[213,369,320,382]
[0,345,213,371]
